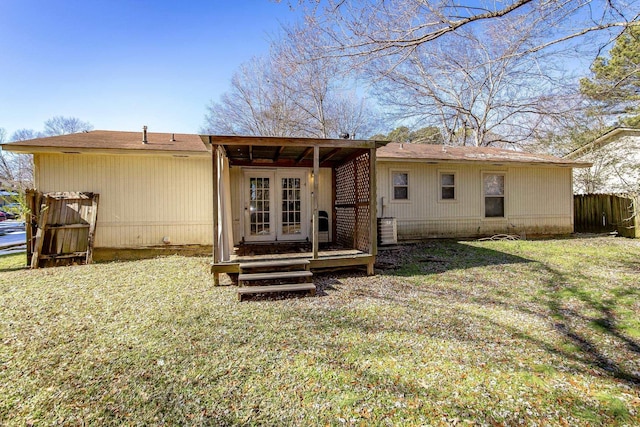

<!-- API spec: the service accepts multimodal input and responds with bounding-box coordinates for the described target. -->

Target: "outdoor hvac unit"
[377,217,397,245]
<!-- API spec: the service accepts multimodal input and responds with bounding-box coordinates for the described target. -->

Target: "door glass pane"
[281,177,302,235]
[249,177,270,235]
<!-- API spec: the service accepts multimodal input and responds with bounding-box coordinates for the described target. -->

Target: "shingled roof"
[3,130,210,155]
[377,142,591,167]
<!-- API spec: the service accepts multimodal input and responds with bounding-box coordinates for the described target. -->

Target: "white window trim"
[390,170,411,202]
[438,170,458,203]
[482,171,507,219]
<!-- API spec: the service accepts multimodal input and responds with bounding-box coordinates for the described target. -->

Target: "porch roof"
[200,135,386,167]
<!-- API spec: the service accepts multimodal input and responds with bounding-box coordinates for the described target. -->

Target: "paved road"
[0,221,26,256]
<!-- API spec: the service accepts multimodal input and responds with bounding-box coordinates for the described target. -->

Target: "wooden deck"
[211,248,374,285]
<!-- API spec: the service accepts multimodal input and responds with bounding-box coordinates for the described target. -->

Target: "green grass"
[1,236,639,425]
[0,253,27,272]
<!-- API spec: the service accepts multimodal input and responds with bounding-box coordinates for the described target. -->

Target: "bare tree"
[202,33,377,139]
[272,25,378,138]
[0,117,93,190]
[297,0,638,62]
[0,128,34,189]
[352,18,576,145]
[572,134,640,194]
[288,0,638,146]
[0,128,10,186]
[11,129,41,142]
[43,116,93,136]
[202,56,309,137]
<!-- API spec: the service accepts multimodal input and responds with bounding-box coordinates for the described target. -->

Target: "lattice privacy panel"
[334,151,371,252]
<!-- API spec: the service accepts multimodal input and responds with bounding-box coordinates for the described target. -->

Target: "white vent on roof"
[142,126,148,144]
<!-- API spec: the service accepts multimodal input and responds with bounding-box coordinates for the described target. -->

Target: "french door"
[243,169,308,242]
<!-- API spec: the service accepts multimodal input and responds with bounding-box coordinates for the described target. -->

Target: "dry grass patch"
[1,236,639,425]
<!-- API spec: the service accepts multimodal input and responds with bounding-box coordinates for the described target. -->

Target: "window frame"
[390,170,410,202]
[438,170,457,202]
[482,172,506,219]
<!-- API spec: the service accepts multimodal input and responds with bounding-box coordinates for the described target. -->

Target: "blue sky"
[0,0,301,136]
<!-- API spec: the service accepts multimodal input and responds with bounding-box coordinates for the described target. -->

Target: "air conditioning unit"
[377,217,397,245]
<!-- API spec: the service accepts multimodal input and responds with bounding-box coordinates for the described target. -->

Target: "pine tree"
[580,26,640,127]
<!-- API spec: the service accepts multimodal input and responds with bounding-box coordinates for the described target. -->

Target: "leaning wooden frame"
[26,190,99,268]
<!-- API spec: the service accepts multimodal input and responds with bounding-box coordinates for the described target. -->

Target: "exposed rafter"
[296,147,314,164]
[273,146,285,161]
[320,148,342,163]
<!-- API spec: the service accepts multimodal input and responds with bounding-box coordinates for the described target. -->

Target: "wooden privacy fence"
[574,194,639,238]
[26,190,100,268]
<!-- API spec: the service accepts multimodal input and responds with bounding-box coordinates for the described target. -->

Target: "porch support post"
[312,145,320,260]
[368,147,377,275]
[212,145,220,284]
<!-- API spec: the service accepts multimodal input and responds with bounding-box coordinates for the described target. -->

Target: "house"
[5,130,215,252]
[377,143,590,240]
[564,127,640,238]
[565,127,640,194]
[4,130,383,286]
[3,130,590,271]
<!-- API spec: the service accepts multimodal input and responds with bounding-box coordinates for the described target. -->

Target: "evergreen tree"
[580,26,640,127]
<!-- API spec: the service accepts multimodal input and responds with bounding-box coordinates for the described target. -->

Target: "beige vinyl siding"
[317,167,333,239]
[35,153,213,248]
[229,167,242,244]
[377,161,574,239]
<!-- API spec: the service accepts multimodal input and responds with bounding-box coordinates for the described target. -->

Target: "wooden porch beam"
[296,147,313,164]
[368,147,378,275]
[320,148,341,163]
[312,145,319,260]
[212,146,220,274]
[273,146,285,161]
[229,159,314,168]
[249,145,253,161]
[203,135,381,150]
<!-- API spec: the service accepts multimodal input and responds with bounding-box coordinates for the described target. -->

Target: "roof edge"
[3,144,210,157]
[200,134,387,149]
[565,127,640,159]
[376,156,592,168]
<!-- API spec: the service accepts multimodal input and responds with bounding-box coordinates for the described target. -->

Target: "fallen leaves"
[0,238,639,425]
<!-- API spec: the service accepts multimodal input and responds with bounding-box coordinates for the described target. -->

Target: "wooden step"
[237,283,316,301]
[240,259,309,273]
[238,270,313,283]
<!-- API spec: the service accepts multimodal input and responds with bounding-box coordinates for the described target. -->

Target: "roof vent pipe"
[142,126,148,144]
[170,133,175,142]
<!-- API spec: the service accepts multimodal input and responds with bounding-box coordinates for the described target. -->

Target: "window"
[484,174,505,217]
[392,172,409,200]
[440,172,456,200]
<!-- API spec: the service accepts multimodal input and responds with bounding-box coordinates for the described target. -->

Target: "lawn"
[1,236,639,425]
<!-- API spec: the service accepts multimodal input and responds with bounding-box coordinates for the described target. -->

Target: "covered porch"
[202,135,384,289]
